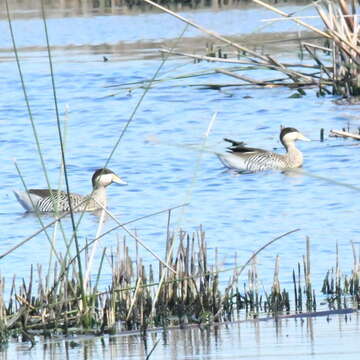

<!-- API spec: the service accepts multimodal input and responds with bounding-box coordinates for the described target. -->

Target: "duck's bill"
[112,174,127,185]
[298,133,311,141]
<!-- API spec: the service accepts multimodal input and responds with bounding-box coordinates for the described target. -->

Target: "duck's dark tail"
[224,138,248,153]
[224,138,246,147]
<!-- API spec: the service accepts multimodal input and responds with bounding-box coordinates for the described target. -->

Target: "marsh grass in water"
[0,229,359,346]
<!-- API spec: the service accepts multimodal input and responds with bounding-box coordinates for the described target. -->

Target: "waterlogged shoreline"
[2,311,359,359]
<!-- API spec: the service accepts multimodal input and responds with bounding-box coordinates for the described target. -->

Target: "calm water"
[3,312,360,359]
[1,0,360,326]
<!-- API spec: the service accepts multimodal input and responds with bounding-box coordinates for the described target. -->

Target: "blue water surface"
[1,3,360,296]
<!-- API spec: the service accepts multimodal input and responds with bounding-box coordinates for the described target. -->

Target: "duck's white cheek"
[283,133,297,142]
[98,174,113,186]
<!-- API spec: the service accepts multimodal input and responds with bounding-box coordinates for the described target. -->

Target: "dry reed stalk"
[305,236,314,310]
[266,255,288,313]
[254,0,360,94]
[146,338,160,360]
[216,68,276,86]
[330,129,360,140]
[248,256,259,312]
[302,42,332,53]
[126,277,143,322]
[303,44,332,79]
[272,255,281,296]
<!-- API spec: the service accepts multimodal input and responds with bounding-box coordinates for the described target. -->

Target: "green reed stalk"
[93,247,107,294]
[4,0,50,187]
[5,0,70,246]
[39,0,86,312]
[102,24,189,170]
[47,105,72,287]
[5,0,71,249]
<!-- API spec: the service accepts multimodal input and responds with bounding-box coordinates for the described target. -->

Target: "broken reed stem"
[126,277,143,322]
[330,129,360,140]
[301,42,332,53]
[216,68,273,86]
[262,13,360,23]
[273,255,280,295]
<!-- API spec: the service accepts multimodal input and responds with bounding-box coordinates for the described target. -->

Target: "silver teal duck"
[14,168,127,212]
[217,127,310,172]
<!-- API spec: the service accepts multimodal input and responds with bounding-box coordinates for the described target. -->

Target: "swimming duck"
[217,127,310,172]
[14,168,127,213]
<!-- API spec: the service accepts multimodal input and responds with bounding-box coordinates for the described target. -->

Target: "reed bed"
[322,241,360,306]
[125,0,359,98]
[0,229,359,346]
